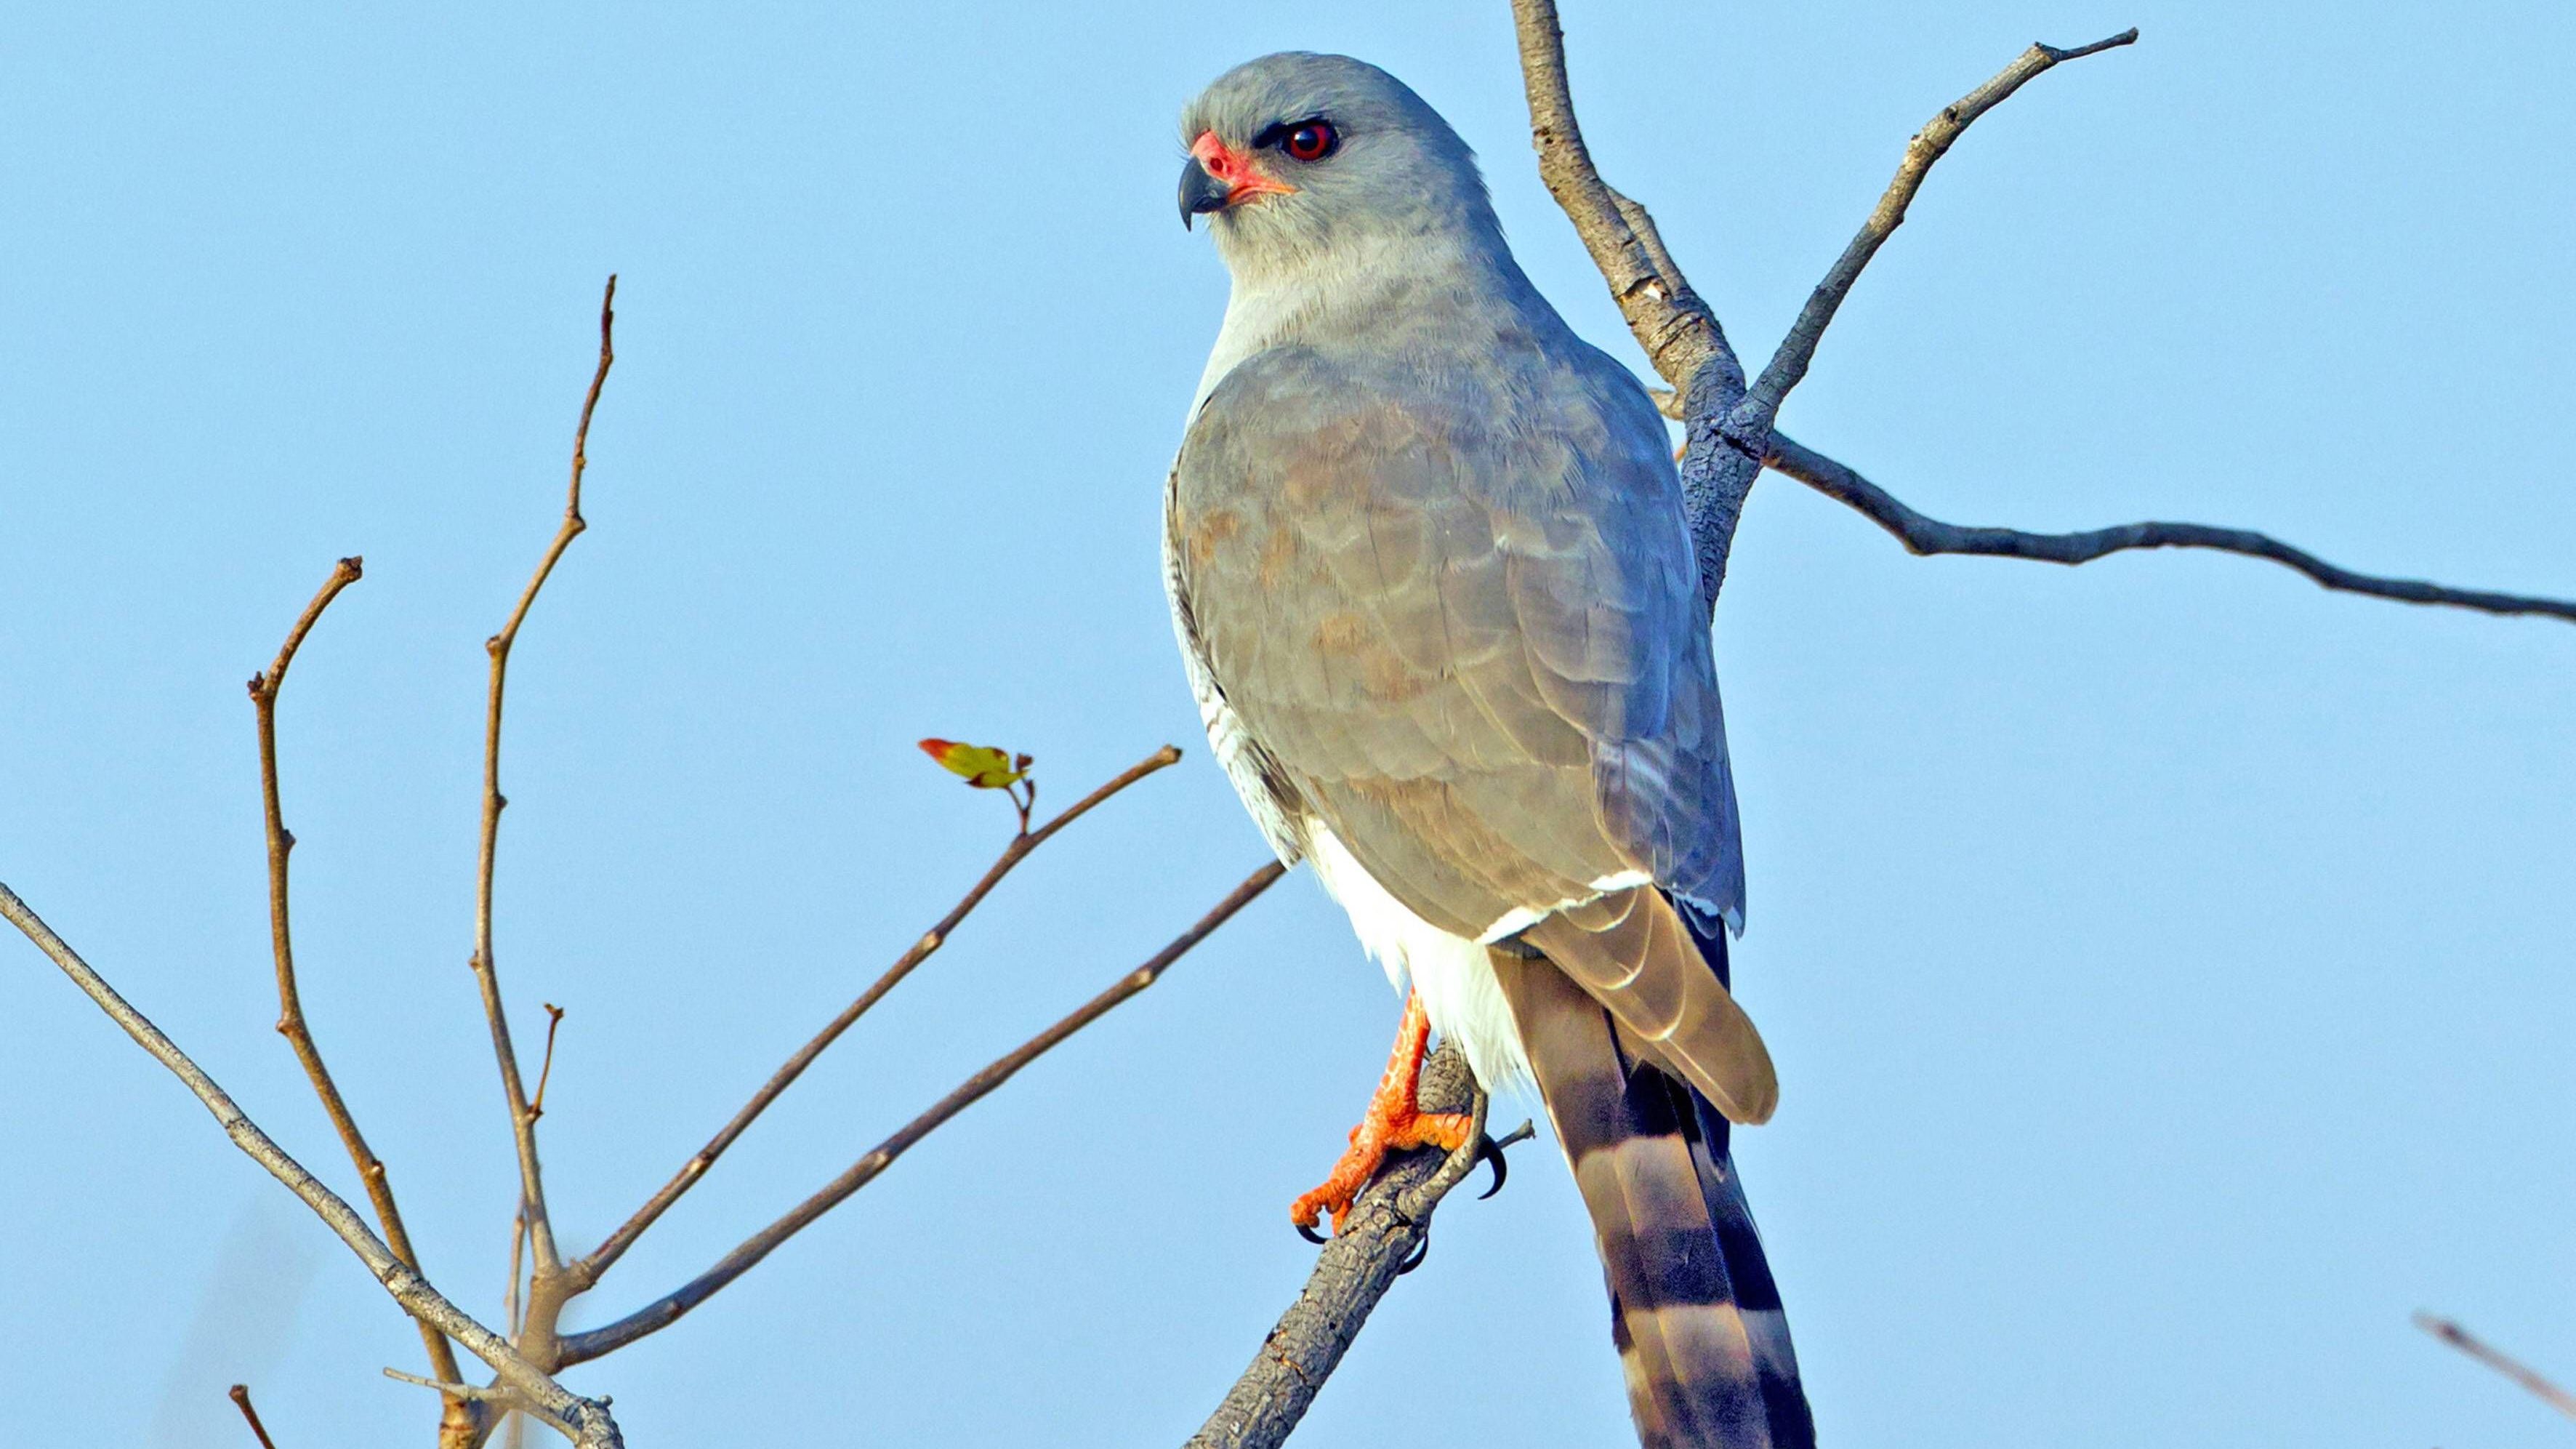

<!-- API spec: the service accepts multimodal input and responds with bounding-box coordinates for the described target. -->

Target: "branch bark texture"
[1184,1042,1511,1449]
[1510,0,1736,393]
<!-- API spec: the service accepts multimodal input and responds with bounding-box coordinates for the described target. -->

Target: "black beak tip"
[1180,156,1230,230]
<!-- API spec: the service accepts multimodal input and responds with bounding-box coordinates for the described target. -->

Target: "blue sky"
[4,2,2570,1445]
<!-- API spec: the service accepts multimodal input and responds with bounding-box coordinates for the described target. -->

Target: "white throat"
[1187,223,1505,414]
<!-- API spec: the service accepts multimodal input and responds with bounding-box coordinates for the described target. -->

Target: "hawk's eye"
[1283,120,1338,161]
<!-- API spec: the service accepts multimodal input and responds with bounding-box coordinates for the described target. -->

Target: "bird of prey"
[1165,53,1815,1448]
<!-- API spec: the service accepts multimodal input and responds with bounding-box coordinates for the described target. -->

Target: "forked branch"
[246,556,473,1425]
[1518,8,2575,625]
[556,858,1287,1367]
[0,883,622,1449]
[1736,29,2138,430]
[1509,0,1736,392]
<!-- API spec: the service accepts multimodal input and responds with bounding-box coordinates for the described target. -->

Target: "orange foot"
[1290,991,1476,1240]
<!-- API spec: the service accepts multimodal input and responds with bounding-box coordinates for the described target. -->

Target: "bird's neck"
[1191,225,1556,412]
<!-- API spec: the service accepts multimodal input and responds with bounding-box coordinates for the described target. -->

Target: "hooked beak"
[1179,130,1295,230]
[1179,156,1230,228]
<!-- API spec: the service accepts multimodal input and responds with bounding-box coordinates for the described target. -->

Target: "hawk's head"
[1178,53,1496,275]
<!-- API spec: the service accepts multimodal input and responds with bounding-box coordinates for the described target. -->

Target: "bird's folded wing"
[1170,342,1744,939]
[1521,887,1776,1124]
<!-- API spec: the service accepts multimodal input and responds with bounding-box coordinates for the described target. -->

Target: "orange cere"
[1191,130,1297,203]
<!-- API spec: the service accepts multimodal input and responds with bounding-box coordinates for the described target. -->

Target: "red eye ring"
[1284,120,1337,161]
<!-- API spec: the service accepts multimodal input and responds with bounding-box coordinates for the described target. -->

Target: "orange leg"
[1290,991,1476,1237]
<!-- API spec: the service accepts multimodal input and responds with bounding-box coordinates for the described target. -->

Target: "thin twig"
[1186,1042,1529,1449]
[0,881,622,1449]
[556,857,1285,1367]
[2414,1312,2576,1421]
[504,1201,528,1338]
[1766,433,2576,623]
[572,742,1185,1286]
[246,558,475,1425]
[1737,30,2138,431]
[470,274,616,1295]
[229,1385,281,1449]
[383,1370,576,1445]
[530,1005,566,1120]
[383,1369,542,1409]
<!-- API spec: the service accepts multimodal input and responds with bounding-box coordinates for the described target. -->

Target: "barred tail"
[1494,933,1815,1449]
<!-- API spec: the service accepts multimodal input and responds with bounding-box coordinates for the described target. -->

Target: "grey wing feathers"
[1170,340,1744,936]
[1523,886,1776,1125]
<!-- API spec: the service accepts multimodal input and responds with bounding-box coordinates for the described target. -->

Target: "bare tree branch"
[1508,0,1737,394]
[468,274,616,1365]
[1765,433,2576,622]
[1609,188,1697,319]
[1186,1043,1534,1449]
[229,1386,282,1449]
[0,881,623,1449]
[1707,25,2131,601]
[2414,1312,2576,1422]
[555,858,1287,1368]
[1525,7,2572,625]
[572,742,1184,1287]
[1516,11,2142,601]
[246,557,476,1434]
[1512,0,1766,606]
[1736,30,2138,432]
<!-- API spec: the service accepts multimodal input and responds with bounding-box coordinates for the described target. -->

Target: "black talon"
[1396,1232,1430,1275]
[1470,1120,1536,1200]
[1296,1221,1330,1246]
[1473,1135,1510,1200]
